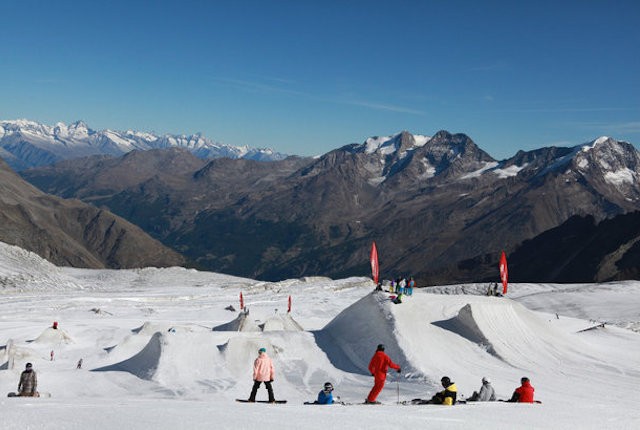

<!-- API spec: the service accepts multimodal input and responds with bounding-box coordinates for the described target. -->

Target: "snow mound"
[212,309,260,332]
[213,310,304,332]
[217,336,273,377]
[432,303,499,357]
[261,313,304,331]
[316,292,410,376]
[33,327,74,344]
[93,332,162,380]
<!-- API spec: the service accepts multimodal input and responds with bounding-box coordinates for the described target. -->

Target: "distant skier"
[76,358,83,369]
[407,277,415,296]
[428,376,457,405]
[18,363,39,397]
[365,344,401,404]
[507,377,535,403]
[316,382,334,404]
[392,293,403,304]
[467,376,496,402]
[247,347,276,403]
[398,278,406,294]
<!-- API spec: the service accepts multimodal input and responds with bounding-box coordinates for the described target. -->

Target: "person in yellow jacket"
[428,376,457,405]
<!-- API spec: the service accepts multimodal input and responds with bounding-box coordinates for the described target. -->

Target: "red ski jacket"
[368,351,400,380]
[514,380,535,403]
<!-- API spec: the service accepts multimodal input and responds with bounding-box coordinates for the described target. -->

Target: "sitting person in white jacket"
[467,377,496,401]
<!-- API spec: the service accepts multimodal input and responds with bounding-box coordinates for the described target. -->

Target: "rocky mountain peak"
[571,136,640,196]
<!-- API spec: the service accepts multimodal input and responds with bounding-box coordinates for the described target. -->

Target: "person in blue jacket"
[316,382,334,404]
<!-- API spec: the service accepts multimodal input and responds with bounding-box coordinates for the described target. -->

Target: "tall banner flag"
[370,241,379,284]
[499,251,508,295]
[287,295,292,313]
[240,292,244,310]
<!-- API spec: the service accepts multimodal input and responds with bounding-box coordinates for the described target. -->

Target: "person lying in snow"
[391,293,403,304]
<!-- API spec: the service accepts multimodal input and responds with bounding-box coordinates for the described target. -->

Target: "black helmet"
[377,344,385,351]
[521,377,530,384]
[441,376,451,385]
[25,363,32,369]
[323,382,333,392]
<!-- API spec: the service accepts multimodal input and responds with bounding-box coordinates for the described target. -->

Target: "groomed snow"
[1,242,639,429]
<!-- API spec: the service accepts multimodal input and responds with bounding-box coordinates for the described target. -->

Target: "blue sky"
[1,0,638,159]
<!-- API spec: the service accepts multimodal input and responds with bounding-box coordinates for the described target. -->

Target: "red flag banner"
[370,241,379,284]
[240,292,244,310]
[499,251,508,295]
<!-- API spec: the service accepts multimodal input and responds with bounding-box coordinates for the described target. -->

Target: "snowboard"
[7,392,51,398]
[498,399,543,404]
[236,399,287,404]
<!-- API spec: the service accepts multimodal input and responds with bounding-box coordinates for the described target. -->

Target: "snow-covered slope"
[0,119,288,170]
[1,241,639,429]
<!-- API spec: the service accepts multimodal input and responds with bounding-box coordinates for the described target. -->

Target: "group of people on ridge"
[388,277,415,296]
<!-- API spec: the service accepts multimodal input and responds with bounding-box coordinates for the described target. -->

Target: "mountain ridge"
[0,157,185,269]
[0,119,288,171]
[17,129,640,283]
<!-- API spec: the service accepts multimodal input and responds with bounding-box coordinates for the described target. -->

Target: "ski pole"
[396,379,400,404]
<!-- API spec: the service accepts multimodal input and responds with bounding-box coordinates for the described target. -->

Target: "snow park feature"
[0,241,639,429]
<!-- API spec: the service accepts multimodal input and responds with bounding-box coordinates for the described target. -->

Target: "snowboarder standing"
[18,363,39,397]
[247,347,276,403]
[467,376,496,401]
[507,377,535,403]
[365,344,401,404]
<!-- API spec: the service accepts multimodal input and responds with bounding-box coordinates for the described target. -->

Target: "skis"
[236,399,287,404]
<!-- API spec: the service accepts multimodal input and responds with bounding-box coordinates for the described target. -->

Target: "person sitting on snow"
[507,377,535,403]
[428,376,457,405]
[18,363,39,397]
[316,382,335,404]
[467,376,496,401]
[392,293,403,304]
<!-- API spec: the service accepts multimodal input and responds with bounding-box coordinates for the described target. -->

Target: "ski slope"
[1,242,639,429]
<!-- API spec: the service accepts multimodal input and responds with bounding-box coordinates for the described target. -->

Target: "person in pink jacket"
[248,347,276,402]
[366,344,401,404]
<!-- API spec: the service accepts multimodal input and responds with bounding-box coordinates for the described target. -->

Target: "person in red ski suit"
[508,377,535,403]
[366,344,401,403]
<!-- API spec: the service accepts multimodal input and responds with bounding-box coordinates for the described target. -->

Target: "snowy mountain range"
[18,128,640,283]
[0,119,288,170]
